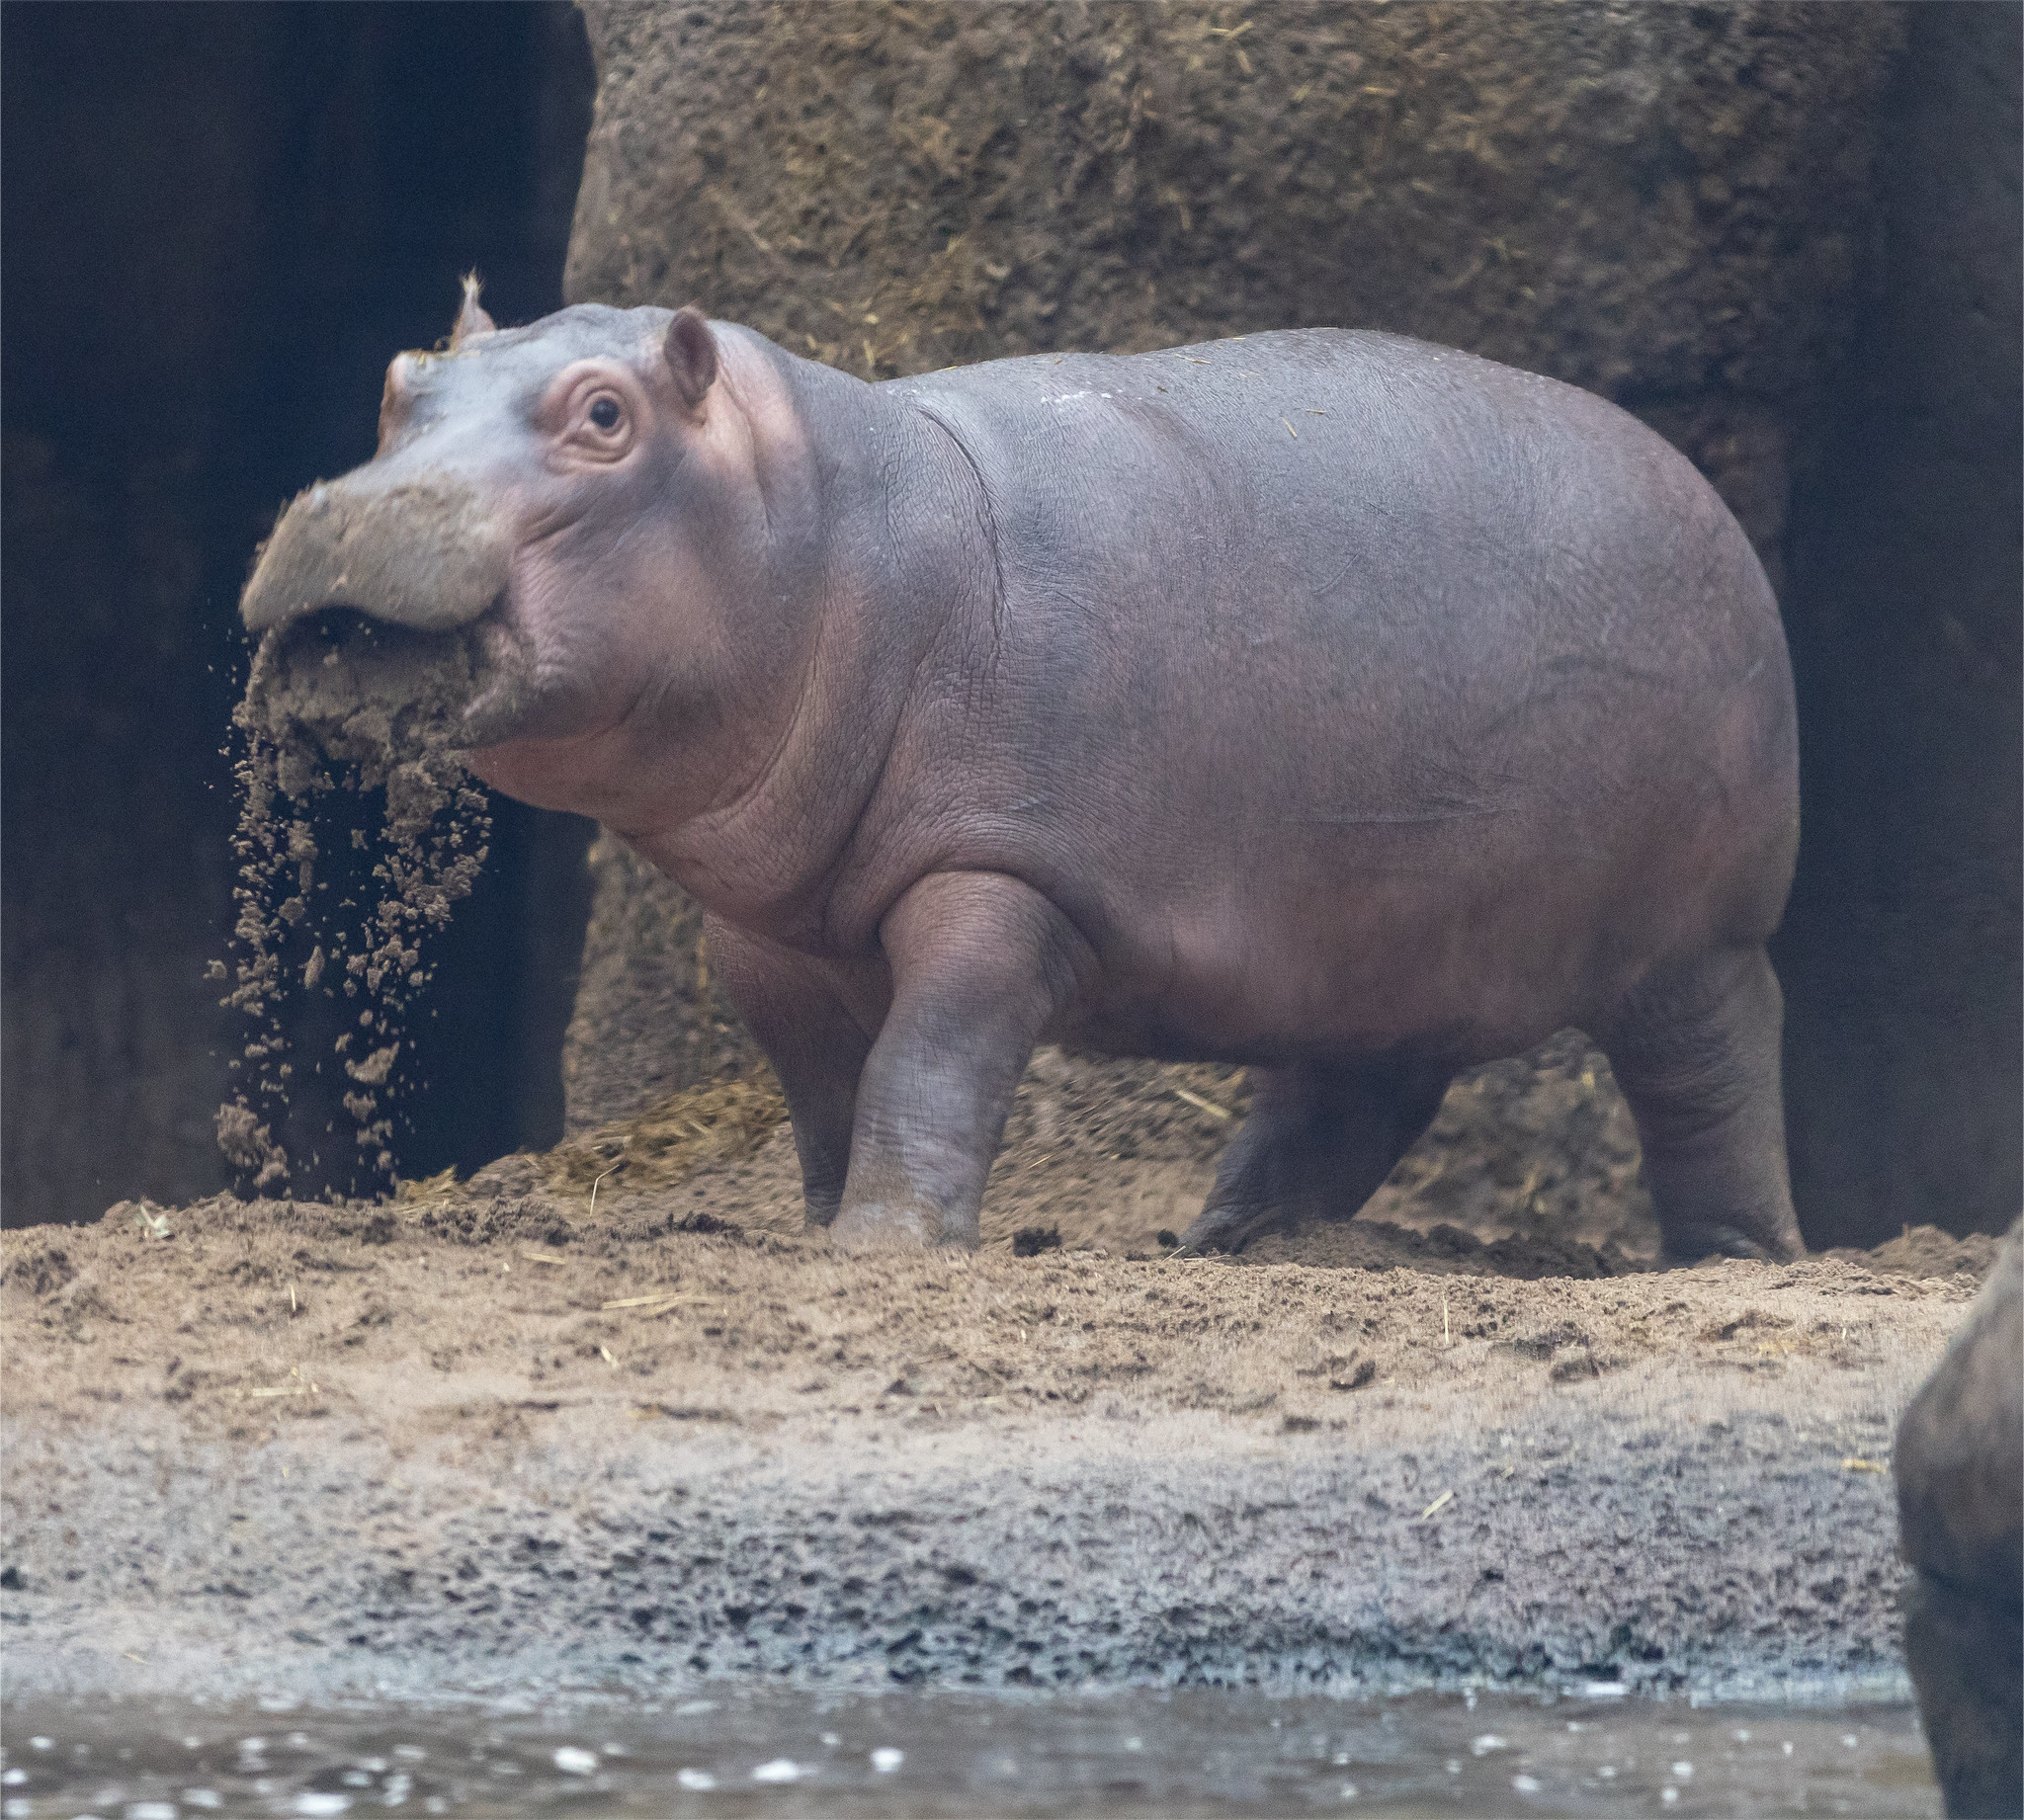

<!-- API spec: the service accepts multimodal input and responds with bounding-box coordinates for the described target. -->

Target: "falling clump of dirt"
[211,612,492,1196]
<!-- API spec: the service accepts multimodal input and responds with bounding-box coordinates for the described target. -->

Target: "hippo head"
[241,281,770,817]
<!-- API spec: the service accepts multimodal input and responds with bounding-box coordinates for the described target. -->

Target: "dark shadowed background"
[3,2,598,1217]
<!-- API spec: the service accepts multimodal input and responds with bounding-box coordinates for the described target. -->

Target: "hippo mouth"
[244,600,535,790]
[238,472,547,777]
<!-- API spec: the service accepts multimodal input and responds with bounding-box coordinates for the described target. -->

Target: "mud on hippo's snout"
[241,611,488,785]
[240,473,515,639]
[238,470,529,773]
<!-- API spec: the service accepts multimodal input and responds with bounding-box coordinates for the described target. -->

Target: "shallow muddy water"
[0,1691,1936,1817]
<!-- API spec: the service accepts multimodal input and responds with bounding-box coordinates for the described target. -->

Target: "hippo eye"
[588,396,623,432]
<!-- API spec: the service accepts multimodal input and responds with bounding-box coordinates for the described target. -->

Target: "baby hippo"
[243,284,1803,1262]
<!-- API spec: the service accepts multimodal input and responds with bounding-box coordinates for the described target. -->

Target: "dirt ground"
[0,1054,1997,1702]
[5,1161,1990,1450]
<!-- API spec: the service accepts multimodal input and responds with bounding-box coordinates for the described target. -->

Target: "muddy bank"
[0,1162,1989,1704]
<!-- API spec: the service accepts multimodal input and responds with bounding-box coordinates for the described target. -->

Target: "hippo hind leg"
[1178,1058,1450,1253]
[1601,944,1804,1264]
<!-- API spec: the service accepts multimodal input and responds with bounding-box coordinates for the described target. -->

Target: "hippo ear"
[664,306,718,413]
[449,272,496,350]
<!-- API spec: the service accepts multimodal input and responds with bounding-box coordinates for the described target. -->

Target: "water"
[0,1691,1937,1817]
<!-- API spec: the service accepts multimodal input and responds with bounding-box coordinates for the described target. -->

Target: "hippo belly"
[879,330,1798,1102]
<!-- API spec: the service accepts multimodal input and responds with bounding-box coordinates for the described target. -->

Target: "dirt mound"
[412,1025,1659,1274]
[183,1033,1980,1303]
[32,1182,1991,1446]
[1825,1223,2005,1282]
[558,836,760,1132]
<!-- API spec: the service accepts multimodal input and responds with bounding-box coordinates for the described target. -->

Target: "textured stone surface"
[568,2,1898,404]
[0,1397,1927,1703]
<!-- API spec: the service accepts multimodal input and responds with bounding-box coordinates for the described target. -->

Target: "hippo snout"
[240,472,513,637]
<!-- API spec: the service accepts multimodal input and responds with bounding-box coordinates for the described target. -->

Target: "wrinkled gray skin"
[244,290,1804,1261]
[1894,1220,2023,1819]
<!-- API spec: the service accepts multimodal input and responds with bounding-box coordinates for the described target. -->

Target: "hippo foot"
[1178,1059,1453,1254]
[1656,1220,1804,1267]
[828,1200,963,1250]
[1174,1197,1292,1257]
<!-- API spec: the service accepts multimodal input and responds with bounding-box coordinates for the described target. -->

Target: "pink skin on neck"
[463,328,837,907]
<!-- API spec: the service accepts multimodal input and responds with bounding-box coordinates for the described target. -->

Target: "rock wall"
[567,1,1902,573]
[557,2,2016,1246]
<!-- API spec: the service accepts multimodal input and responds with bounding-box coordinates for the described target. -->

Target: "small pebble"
[751,1759,801,1783]
[1661,1789,1679,1806]
[871,1748,903,1774]
[293,1796,352,1818]
[552,1748,598,1777]
[676,1769,717,1791]
[1512,1775,1541,1794]
[1672,1761,1694,1779]
[1470,1734,1508,1756]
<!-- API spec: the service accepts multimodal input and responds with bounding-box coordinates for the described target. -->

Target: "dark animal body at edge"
[239,303,1802,1261]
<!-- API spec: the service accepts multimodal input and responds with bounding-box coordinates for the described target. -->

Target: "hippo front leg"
[705,917,875,1229]
[831,872,1095,1249]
